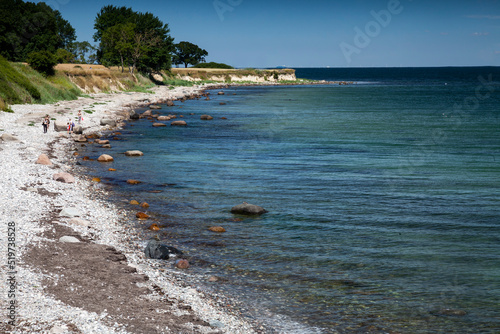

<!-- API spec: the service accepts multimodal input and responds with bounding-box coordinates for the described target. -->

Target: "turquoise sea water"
[82,67,500,333]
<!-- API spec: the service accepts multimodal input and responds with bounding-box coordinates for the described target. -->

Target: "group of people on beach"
[42,110,82,134]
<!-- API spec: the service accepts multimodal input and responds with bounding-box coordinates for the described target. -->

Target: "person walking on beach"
[42,115,50,133]
[78,110,82,124]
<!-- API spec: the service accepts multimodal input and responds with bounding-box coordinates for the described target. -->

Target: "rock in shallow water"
[230,202,268,215]
[175,259,190,269]
[136,212,149,219]
[208,226,226,233]
[144,238,182,260]
[97,154,113,162]
[171,120,187,126]
[125,150,144,156]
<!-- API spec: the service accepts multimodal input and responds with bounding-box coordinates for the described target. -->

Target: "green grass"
[0,55,82,111]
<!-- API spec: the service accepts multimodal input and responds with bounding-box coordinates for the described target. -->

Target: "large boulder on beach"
[73,125,83,134]
[142,110,152,117]
[130,112,140,120]
[53,172,75,183]
[144,238,183,260]
[1,133,19,141]
[68,218,90,227]
[59,207,81,217]
[125,150,144,157]
[59,236,80,243]
[73,135,87,142]
[54,120,67,132]
[97,154,114,162]
[100,118,116,127]
[166,100,175,107]
[36,154,52,166]
[171,120,187,126]
[230,202,268,216]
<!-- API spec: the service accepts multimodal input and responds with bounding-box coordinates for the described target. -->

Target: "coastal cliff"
[169,68,297,83]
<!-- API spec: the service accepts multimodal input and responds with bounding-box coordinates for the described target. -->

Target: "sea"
[80,67,500,333]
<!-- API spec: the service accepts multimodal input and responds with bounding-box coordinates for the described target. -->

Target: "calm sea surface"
[82,67,500,333]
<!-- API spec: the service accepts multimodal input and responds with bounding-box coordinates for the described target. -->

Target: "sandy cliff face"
[171,68,297,83]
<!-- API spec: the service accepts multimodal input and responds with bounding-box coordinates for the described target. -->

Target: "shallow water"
[81,67,500,333]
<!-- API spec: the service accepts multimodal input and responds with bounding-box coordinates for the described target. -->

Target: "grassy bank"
[0,60,157,112]
[0,55,82,112]
[57,64,155,94]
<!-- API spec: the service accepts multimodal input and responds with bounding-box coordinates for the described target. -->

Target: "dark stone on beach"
[230,202,268,216]
[200,115,213,120]
[130,113,140,120]
[166,100,175,107]
[144,238,183,260]
[219,102,226,105]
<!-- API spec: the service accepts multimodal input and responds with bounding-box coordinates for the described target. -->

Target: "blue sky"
[34,0,500,67]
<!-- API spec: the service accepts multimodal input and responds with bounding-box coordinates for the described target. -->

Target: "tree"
[26,50,57,76]
[93,5,174,71]
[173,41,208,68]
[68,41,97,64]
[0,0,75,61]
[101,23,134,72]
[55,48,75,63]
[130,30,161,73]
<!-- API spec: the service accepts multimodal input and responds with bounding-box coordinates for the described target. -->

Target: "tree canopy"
[0,0,76,61]
[173,41,208,68]
[93,5,174,72]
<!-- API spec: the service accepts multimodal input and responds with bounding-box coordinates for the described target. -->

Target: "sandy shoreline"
[0,84,271,333]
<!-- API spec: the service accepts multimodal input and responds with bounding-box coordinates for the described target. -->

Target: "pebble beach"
[0,85,264,334]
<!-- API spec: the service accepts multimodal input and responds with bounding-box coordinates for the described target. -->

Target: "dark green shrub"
[193,62,234,69]
[26,51,57,76]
